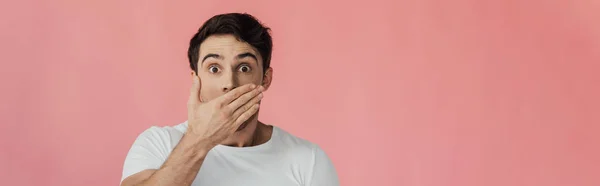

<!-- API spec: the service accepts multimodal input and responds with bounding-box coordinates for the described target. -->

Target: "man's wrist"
[182,132,217,154]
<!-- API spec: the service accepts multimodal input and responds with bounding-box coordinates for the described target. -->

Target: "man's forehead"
[200,35,258,56]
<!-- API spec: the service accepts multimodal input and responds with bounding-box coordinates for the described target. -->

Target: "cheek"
[199,80,221,101]
[237,72,262,85]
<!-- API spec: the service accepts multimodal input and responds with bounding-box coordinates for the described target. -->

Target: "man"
[120,13,339,186]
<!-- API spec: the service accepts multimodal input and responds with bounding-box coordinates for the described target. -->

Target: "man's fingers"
[230,91,263,119]
[232,103,260,131]
[217,84,256,105]
[225,86,264,113]
[188,75,201,105]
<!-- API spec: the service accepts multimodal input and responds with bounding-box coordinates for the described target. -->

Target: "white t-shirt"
[121,121,339,186]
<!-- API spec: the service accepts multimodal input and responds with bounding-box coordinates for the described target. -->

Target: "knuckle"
[248,90,259,99]
[251,96,260,103]
[240,95,251,103]
[213,102,223,109]
[241,104,251,112]
[239,86,251,95]
[247,90,257,98]
[235,91,245,99]
[221,108,233,117]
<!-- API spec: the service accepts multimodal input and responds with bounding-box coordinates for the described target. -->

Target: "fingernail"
[259,86,265,91]
[258,93,264,99]
[250,84,256,89]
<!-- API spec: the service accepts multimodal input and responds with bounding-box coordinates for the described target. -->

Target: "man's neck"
[251,121,273,146]
[225,121,272,148]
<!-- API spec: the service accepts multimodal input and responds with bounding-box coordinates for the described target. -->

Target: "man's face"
[195,34,272,140]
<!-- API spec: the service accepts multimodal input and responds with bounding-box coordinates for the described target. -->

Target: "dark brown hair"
[187,13,273,74]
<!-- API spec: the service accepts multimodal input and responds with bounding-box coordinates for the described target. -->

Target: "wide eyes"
[239,64,251,73]
[208,65,220,73]
[207,64,251,73]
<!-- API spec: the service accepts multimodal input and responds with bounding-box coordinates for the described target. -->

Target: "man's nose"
[221,71,238,93]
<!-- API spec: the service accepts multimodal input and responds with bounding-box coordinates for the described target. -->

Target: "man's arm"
[121,133,215,186]
[121,76,264,186]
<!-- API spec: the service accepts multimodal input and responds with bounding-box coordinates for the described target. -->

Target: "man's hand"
[186,75,264,146]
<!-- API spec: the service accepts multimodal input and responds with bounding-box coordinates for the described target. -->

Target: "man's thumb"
[188,73,202,103]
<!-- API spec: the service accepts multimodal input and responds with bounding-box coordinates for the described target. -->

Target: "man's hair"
[187,13,273,74]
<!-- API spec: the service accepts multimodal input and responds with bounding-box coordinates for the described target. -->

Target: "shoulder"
[274,126,319,152]
[138,121,188,138]
[132,121,187,149]
[273,127,330,162]
[273,127,339,185]
[121,121,187,182]
[124,121,188,154]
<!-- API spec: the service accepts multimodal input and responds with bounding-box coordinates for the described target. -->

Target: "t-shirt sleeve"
[120,127,171,183]
[307,145,340,186]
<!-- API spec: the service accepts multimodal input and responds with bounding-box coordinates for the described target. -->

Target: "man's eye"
[209,66,220,73]
[239,65,251,73]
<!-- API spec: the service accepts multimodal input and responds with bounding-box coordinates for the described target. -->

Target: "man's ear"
[261,67,273,91]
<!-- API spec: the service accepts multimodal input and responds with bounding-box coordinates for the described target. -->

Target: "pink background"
[1,0,599,185]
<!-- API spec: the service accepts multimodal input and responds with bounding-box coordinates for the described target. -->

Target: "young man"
[120,13,339,186]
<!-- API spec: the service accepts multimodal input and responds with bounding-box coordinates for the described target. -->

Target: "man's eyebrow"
[236,52,257,61]
[202,53,222,63]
